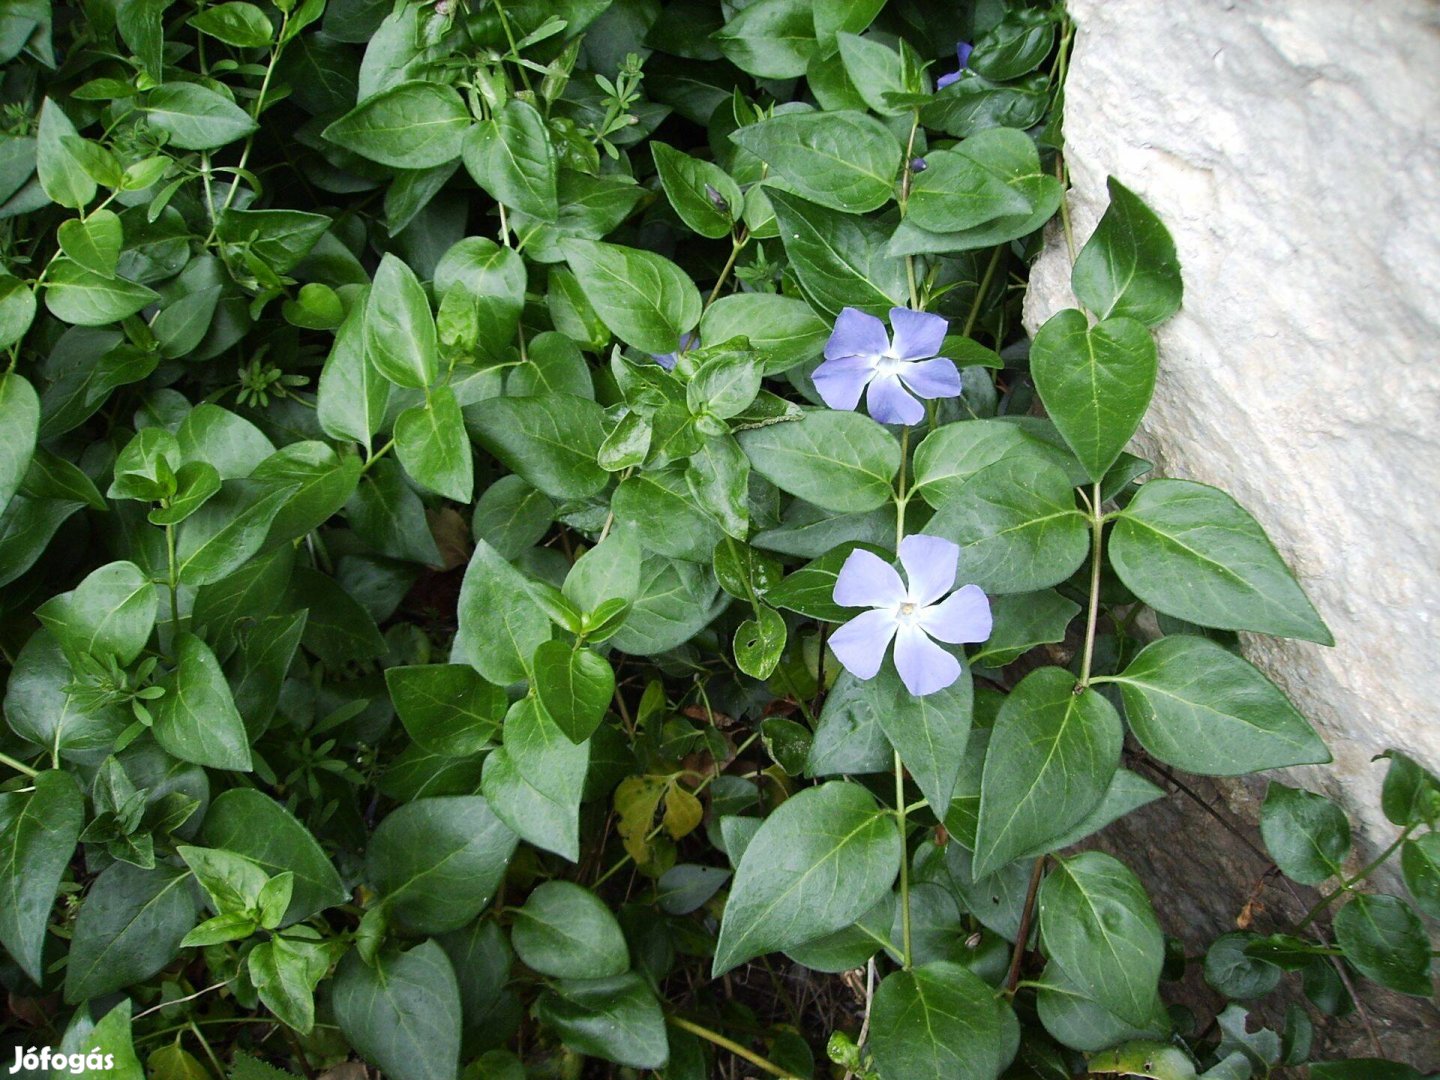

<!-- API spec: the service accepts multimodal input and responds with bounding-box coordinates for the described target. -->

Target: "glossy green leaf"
[732,110,900,213]
[1109,480,1332,643]
[1111,635,1329,774]
[1332,893,1433,996]
[462,100,558,221]
[713,0,815,78]
[333,941,462,1080]
[153,632,252,771]
[0,371,39,519]
[1038,851,1164,1026]
[0,275,36,349]
[467,392,609,500]
[512,880,629,979]
[734,604,787,679]
[367,796,517,934]
[364,253,437,389]
[864,656,972,813]
[738,409,898,513]
[480,696,589,861]
[700,293,829,374]
[37,99,96,209]
[175,478,296,586]
[36,560,156,665]
[908,145,1032,234]
[560,239,701,354]
[926,455,1089,594]
[395,385,472,501]
[1072,177,1183,327]
[1400,833,1440,919]
[317,296,388,451]
[869,961,1019,1080]
[146,82,258,150]
[57,208,123,276]
[768,188,908,316]
[44,259,159,326]
[452,540,551,685]
[1257,782,1349,886]
[536,971,669,1070]
[971,589,1080,667]
[386,664,505,757]
[974,667,1121,878]
[1030,308,1158,482]
[65,862,199,1003]
[652,141,740,238]
[323,80,471,168]
[0,770,82,982]
[712,781,901,975]
[533,642,614,744]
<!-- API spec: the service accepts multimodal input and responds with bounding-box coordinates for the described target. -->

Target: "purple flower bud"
[704,183,729,212]
[935,41,973,91]
[909,157,927,173]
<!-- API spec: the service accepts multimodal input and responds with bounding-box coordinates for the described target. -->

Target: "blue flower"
[829,535,991,696]
[652,331,699,370]
[812,307,962,426]
[935,41,974,90]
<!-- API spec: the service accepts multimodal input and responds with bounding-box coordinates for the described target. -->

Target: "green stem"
[962,245,1003,339]
[667,1016,798,1079]
[165,522,181,634]
[490,0,534,95]
[895,750,912,969]
[1295,824,1418,931]
[894,425,910,551]
[360,437,395,475]
[0,750,39,778]
[705,230,748,310]
[1077,482,1103,687]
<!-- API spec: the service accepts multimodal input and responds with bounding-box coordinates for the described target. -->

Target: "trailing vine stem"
[667,1015,798,1078]
[1077,481,1105,687]
[1004,857,1047,996]
[895,750,912,970]
[1294,822,1419,931]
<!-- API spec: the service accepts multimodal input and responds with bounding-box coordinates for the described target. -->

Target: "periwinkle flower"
[935,41,974,90]
[652,331,698,370]
[813,307,962,426]
[829,535,992,696]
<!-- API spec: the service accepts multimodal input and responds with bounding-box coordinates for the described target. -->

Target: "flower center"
[898,601,918,622]
[876,353,907,378]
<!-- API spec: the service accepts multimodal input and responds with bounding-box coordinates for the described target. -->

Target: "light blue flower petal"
[829,609,900,680]
[888,307,948,361]
[866,371,925,425]
[898,534,959,606]
[813,354,878,412]
[899,356,963,400]
[834,548,907,608]
[825,307,889,362]
[893,623,961,696]
[920,583,992,644]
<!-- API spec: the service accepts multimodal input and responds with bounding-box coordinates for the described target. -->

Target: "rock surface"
[1025,0,1440,1059]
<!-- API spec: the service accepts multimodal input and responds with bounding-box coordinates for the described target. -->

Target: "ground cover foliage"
[0,0,1436,1076]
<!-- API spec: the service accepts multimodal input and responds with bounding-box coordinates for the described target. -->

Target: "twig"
[1005,857,1047,994]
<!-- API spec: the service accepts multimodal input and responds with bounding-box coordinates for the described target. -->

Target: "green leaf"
[1261,783,1347,892]
[177,403,275,479]
[1400,833,1440,919]
[731,110,900,214]
[974,667,1121,878]
[734,604,787,680]
[462,99,558,221]
[386,664,505,757]
[323,81,471,168]
[200,788,346,925]
[346,459,442,566]
[57,209,123,276]
[178,843,269,914]
[250,441,362,544]
[1072,177,1183,327]
[364,253,437,390]
[1379,750,1440,828]
[863,656,972,813]
[214,208,331,273]
[968,8,1057,81]
[317,297,388,451]
[767,188,907,316]
[612,468,724,562]
[908,145,1032,234]
[1030,308,1158,482]
[153,632,252,771]
[146,82,258,150]
[652,141,740,238]
[367,796,517,935]
[1038,851,1164,1026]
[480,696,589,861]
[249,933,330,1033]
[971,589,1080,667]
[512,880,628,979]
[869,961,1019,1080]
[1111,635,1329,774]
[472,475,554,560]
[44,259,159,326]
[36,560,156,665]
[713,0,815,78]
[64,862,199,1003]
[926,455,1089,594]
[395,385,472,501]
[536,971,669,1070]
[1204,931,1282,1000]
[1109,480,1332,643]
[467,392,609,500]
[190,1,273,47]
[0,275,36,350]
[58,998,144,1080]
[333,941,462,1080]
[700,293,829,374]
[559,239,701,354]
[712,781,901,975]
[533,643,614,744]
[738,409,899,513]
[0,371,38,519]
[37,99,96,210]
[175,478,297,586]
[1332,893,1433,996]
[835,32,908,116]
[452,540,551,685]
[0,771,82,983]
